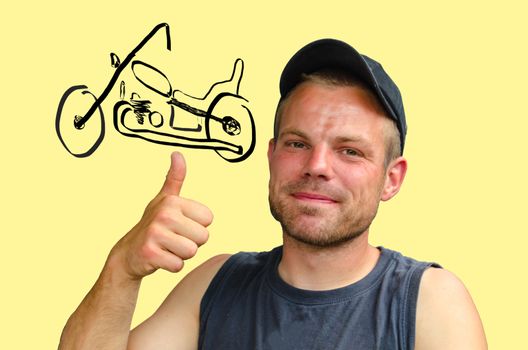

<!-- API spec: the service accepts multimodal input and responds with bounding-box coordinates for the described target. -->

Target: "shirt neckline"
[266,246,395,305]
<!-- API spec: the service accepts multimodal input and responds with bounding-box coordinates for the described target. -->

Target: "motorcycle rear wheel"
[55,85,105,157]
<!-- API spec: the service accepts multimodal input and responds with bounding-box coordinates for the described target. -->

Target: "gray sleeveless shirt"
[199,246,439,350]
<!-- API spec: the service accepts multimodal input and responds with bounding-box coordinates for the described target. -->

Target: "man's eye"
[288,141,305,148]
[343,148,359,156]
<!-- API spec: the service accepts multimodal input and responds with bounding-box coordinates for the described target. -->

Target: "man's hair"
[273,69,401,168]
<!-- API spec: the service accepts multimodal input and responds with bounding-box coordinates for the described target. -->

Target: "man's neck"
[278,232,380,291]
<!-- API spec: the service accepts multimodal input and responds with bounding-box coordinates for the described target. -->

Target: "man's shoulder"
[414,266,488,349]
[226,246,282,264]
[207,246,282,283]
[378,247,442,281]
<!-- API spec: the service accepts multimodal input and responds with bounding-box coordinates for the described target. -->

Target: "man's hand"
[110,151,213,280]
[58,151,221,350]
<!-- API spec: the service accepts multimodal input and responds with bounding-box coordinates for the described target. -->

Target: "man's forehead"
[283,83,389,124]
[287,81,387,116]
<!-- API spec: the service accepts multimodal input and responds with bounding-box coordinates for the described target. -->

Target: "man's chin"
[283,227,365,249]
[270,197,365,248]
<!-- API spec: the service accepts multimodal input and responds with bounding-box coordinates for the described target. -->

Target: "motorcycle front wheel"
[205,92,255,163]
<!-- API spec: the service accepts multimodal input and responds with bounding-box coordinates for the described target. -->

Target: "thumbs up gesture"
[110,152,213,280]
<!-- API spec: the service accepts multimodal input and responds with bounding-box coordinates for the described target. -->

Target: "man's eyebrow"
[279,130,371,145]
[278,129,308,139]
[335,135,369,144]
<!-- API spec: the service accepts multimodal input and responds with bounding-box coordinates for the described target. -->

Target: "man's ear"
[267,138,276,163]
[381,157,408,201]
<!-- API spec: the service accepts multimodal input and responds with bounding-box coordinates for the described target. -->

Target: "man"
[59,39,487,349]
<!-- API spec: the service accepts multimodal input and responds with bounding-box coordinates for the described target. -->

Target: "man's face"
[268,82,401,247]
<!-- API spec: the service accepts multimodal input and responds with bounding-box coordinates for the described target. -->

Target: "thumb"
[160,152,186,196]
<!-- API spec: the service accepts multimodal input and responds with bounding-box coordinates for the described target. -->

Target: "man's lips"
[291,192,337,203]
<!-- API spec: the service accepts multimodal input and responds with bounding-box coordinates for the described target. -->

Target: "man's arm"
[127,254,230,349]
[58,152,217,349]
[58,254,141,350]
[415,268,487,350]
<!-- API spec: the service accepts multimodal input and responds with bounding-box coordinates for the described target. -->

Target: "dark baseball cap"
[279,38,407,154]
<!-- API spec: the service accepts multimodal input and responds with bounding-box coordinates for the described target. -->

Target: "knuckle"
[139,243,157,260]
[168,259,184,273]
[154,209,173,224]
[144,224,163,241]
[196,228,210,246]
[162,194,181,207]
[181,241,198,259]
[194,204,213,226]
[203,208,214,226]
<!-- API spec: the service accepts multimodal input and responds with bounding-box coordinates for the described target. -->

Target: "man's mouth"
[291,192,338,204]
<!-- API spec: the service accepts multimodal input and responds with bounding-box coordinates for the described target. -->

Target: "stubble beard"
[268,180,380,249]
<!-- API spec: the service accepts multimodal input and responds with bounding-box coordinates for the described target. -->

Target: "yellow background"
[1,1,526,348]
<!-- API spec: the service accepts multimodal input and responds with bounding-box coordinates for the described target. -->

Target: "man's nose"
[303,146,334,179]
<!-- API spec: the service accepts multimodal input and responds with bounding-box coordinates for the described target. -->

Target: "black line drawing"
[55,23,255,162]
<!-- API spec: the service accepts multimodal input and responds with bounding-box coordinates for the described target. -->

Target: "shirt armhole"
[198,252,252,347]
[403,262,442,350]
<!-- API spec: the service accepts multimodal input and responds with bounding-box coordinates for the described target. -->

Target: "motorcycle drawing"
[55,23,255,162]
